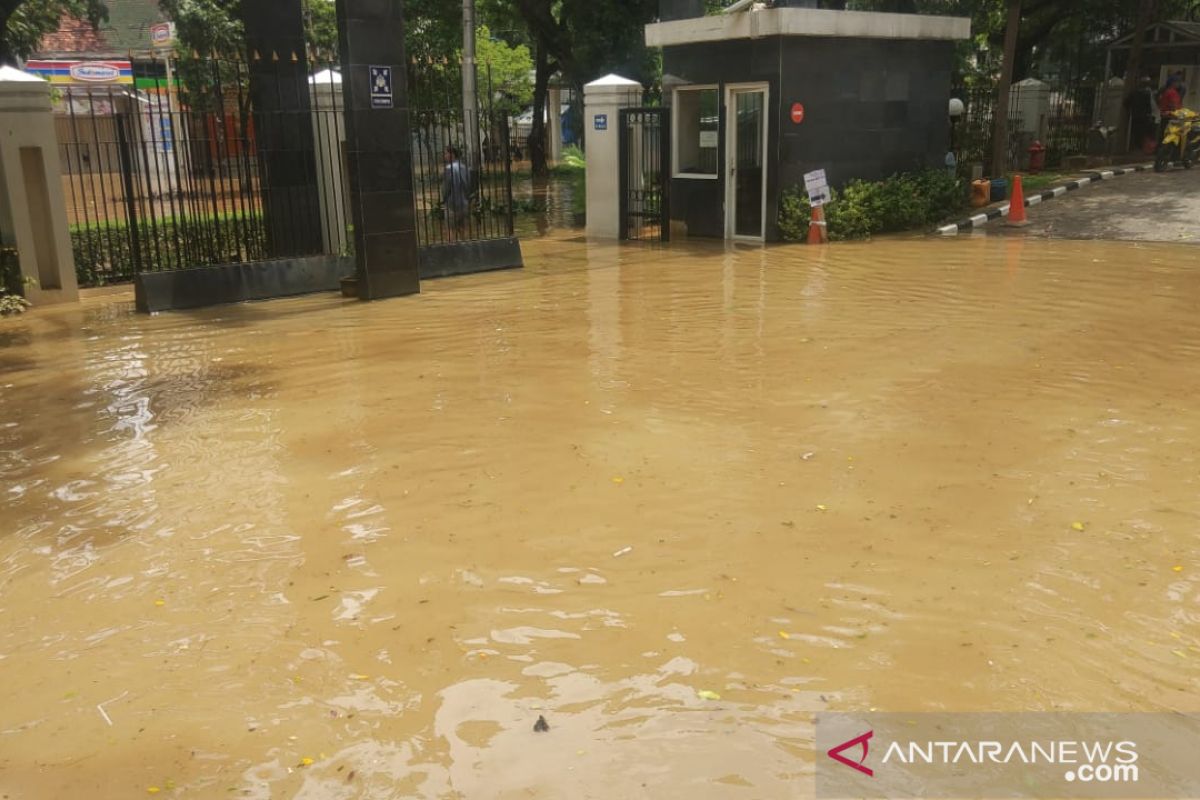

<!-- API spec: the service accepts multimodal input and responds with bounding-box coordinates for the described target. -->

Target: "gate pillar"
[584,74,643,239]
[0,67,78,306]
[336,0,420,300]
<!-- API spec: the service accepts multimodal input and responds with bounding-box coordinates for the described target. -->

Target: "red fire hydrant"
[1028,140,1047,174]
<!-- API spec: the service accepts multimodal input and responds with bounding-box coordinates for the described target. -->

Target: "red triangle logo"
[827,730,874,777]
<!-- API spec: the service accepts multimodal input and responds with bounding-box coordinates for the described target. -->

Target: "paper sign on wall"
[804,169,830,207]
[699,130,718,148]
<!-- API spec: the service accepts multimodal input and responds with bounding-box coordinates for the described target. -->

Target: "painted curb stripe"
[935,163,1151,236]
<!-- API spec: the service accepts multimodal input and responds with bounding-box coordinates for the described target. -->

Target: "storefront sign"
[805,169,830,207]
[791,102,806,125]
[25,60,134,86]
[150,22,176,48]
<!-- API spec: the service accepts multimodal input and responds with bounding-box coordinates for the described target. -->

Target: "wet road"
[986,165,1200,242]
[1,235,1198,798]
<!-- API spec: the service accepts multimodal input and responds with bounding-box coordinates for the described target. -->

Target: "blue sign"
[370,65,393,110]
[594,114,608,131]
[158,116,174,153]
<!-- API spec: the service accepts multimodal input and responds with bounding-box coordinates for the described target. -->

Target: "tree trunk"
[990,0,1022,176]
[0,7,15,66]
[529,40,551,178]
[1119,0,1158,151]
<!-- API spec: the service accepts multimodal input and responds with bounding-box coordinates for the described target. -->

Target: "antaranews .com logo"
[815,713,1200,799]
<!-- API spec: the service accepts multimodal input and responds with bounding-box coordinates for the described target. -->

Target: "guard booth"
[646,1,971,242]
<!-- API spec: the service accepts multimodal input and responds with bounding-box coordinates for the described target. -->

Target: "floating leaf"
[697,689,721,701]
[154,599,165,607]
[298,756,314,767]
[816,504,828,511]
[1172,565,1184,573]
[778,631,791,640]
[146,789,160,795]
[1071,522,1085,532]
[611,476,624,485]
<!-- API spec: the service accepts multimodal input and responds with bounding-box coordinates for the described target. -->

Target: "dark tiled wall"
[663,35,954,241]
[337,0,420,299]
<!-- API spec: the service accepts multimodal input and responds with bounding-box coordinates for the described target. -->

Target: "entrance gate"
[618,108,670,242]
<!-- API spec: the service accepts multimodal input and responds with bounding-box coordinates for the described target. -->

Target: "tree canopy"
[0,0,107,64]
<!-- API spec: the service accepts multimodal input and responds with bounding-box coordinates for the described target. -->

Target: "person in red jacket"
[1158,76,1183,143]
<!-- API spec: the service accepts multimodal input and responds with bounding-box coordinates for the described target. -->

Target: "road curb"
[937,164,1152,236]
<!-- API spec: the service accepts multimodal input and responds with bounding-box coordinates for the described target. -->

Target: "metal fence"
[56,54,515,288]
[951,81,1099,174]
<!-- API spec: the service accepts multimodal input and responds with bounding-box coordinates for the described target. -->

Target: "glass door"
[728,87,767,240]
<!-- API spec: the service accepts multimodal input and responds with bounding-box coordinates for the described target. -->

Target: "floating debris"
[534,715,550,733]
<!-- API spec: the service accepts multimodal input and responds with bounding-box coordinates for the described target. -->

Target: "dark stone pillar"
[336,0,421,299]
[241,0,324,258]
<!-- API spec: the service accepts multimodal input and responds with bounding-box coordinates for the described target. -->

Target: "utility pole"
[462,0,480,170]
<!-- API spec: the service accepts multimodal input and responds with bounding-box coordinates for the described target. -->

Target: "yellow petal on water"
[778,631,791,640]
[611,476,624,484]
[299,756,314,767]
[697,689,721,701]
[1172,565,1184,572]
[146,789,160,795]
[1071,522,1085,532]
[1172,650,1187,659]
[154,599,165,607]
[816,504,828,511]
[349,673,369,680]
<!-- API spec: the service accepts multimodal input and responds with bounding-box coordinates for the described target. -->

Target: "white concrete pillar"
[548,84,563,164]
[584,73,643,240]
[0,66,78,306]
[309,69,348,257]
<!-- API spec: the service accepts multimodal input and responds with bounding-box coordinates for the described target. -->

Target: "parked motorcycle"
[1155,108,1200,172]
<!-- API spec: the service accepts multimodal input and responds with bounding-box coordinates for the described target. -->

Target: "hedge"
[71,214,267,287]
[779,170,965,242]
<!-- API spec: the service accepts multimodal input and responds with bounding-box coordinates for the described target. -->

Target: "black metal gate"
[618,108,670,242]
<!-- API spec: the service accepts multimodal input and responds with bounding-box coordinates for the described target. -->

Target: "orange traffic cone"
[1006,175,1029,227]
[808,205,829,244]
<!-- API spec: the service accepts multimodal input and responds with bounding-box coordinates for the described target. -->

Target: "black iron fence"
[56,54,514,288]
[951,81,1100,174]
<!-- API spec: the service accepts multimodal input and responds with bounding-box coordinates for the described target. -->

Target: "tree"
[477,23,532,118]
[512,0,659,175]
[990,0,1021,174]
[1119,0,1157,150]
[0,0,107,65]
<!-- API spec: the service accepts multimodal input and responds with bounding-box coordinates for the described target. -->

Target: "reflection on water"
[511,175,584,239]
[1,235,1198,797]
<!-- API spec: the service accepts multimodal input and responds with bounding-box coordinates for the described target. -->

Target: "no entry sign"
[791,103,805,125]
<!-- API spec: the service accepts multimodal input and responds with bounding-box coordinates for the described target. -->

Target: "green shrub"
[778,169,965,242]
[71,214,267,288]
[0,246,30,316]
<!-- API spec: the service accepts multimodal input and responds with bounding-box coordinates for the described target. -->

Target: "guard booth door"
[618,108,670,242]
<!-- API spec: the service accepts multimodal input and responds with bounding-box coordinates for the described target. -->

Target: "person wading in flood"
[442,145,471,242]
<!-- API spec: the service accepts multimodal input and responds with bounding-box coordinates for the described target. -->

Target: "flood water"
[1,235,1197,798]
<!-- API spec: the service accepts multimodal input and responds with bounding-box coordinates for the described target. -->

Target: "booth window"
[673,86,719,179]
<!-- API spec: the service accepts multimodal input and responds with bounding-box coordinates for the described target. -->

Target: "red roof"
[37,15,111,57]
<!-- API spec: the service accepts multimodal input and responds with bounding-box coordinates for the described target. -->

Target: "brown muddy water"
[1,235,1197,798]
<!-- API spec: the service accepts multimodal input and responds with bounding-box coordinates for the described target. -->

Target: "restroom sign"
[791,103,806,125]
[804,169,830,207]
[370,65,393,109]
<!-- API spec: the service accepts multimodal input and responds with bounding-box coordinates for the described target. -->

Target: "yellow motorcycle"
[1155,108,1200,172]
